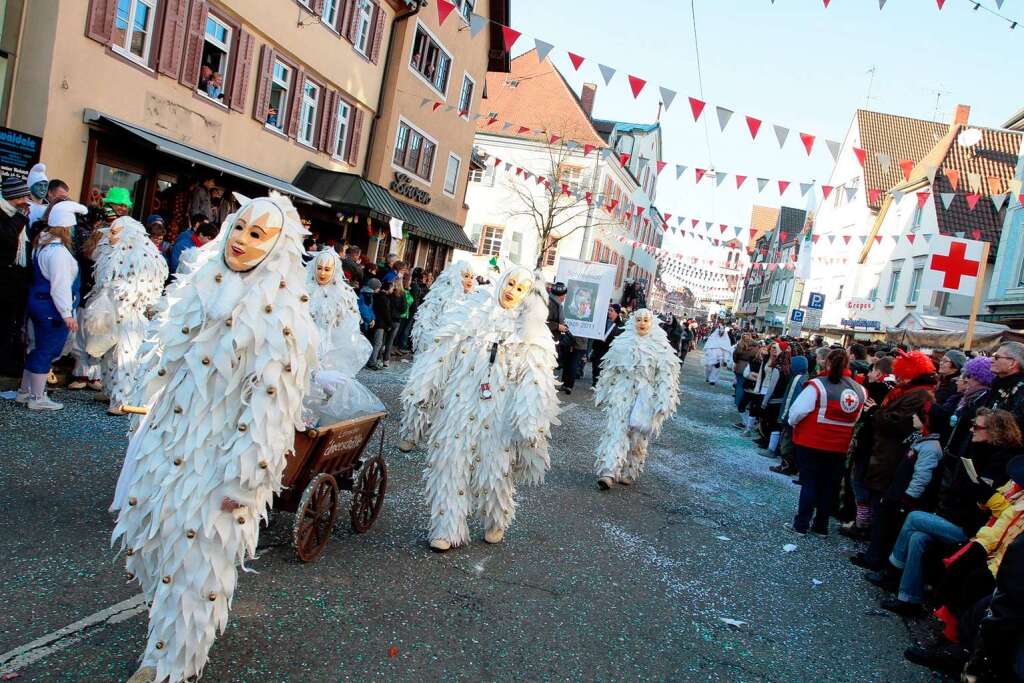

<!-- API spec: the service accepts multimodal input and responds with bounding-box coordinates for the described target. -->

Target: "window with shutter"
[252,44,274,123]
[318,91,337,152]
[345,108,363,165]
[228,30,254,113]
[157,0,188,77]
[86,0,118,44]
[337,0,356,37]
[178,0,208,88]
[286,70,307,138]
[110,0,159,65]
[368,3,385,64]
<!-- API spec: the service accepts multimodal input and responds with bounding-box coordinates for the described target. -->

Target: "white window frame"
[468,164,495,186]
[478,225,503,257]
[112,0,157,66]
[886,261,903,305]
[911,204,924,232]
[353,0,374,55]
[321,0,340,28]
[908,260,925,305]
[198,14,232,101]
[297,79,321,147]
[457,73,475,119]
[266,59,292,133]
[443,153,461,197]
[331,99,353,161]
[457,0,475,22]
[391,116,438,183]
[408,20,452,97]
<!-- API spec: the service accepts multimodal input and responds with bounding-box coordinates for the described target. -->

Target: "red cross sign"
[925,237,984,295]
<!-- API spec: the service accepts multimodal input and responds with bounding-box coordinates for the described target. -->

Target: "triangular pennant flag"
[987,176,1004,196]
[676,164,687,180]
[757,178,769,192]
[915,191,930,209]
[845,186,857,202]
[891,189,905,203]
[876,152,891,175]
[716,106,734,131]
[504,162,511,171]
[966,193,981,210]
[874,235,882,244]
[567,51,585,71]
[715,172,728,186]
[502,121,513,130]
[659,87,677,111]
[583,143,596,156]
[811,234,820,244]
[853,147,867,167]
[945,167,960,191]
[745,116,762,140]
[826,139,841,160]
[436,0,457,25]
[735,175,747,189]
[517,126,531,134]
[720,224,728,234]
[907,234,916,245]
[695,168,707,183]
[778,180,790,195]
[899,159,914,181]
[419,97,431,108]
[692,219,700,228]
[800,182,813,197]
[971,229,982,240]
[842,235,852,245]
[653,161,666,176]
[493,157,501,167]
[822,185,834,199]
[773,124,789,148]
[936,0,945,8]
[859,236,867,245]
[598,64,616,85]
[432,101,442,111]
[486,116,498,126]
[469,13,488,37]
[549,134,561,145]
[992,194,1008,212]
[688,97,706,121]
[444,105,455,112]
[924,164,939,183]
[619,153,631,167]
[940,192,955,209]
[628,75,647,99]
[534,39,555,63]
[924,233,933,243]
[565,140,579,150]
[501,26,522,51]
[799,132,815,156]
[879,0,887,7]
[867,188,881,204]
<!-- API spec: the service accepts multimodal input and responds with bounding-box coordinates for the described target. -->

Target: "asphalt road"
[1,353,949,682]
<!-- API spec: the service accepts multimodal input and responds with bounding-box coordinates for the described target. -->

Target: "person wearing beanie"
[16,200,86,410]
[0,175,32,377]
[935,349,967,409]
[102,186,132,217]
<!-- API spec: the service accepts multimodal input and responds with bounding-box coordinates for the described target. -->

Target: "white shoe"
[28,394,64,411]
[484,528,505,544]
[126,666,157,683]
[15,389,29,404]
[398,440,416,453]
[429,538,451,552]
[597,476,615,490]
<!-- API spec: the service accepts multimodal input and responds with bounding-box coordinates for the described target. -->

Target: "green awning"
[293,164,474,251]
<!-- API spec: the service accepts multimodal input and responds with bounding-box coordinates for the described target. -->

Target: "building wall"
[13,0,393,197]
[987,138,1024,312]
[366,5,490,228]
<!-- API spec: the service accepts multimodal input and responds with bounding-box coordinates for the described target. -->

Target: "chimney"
[953,104,971,126]
[581,83,597,119]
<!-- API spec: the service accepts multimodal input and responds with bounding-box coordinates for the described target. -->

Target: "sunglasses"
[992,354,1013,361]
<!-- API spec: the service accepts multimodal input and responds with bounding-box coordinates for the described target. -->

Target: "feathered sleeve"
[650,339,682,435]
[594,334,630,408]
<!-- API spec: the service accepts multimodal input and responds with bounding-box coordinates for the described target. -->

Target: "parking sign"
[807,292,826,310]
[791,309,805,322]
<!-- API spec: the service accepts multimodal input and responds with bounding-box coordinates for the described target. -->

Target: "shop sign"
[0,126,41,181]
[846,298,877,312]
[390,172,431,205]
[841,318,882,330]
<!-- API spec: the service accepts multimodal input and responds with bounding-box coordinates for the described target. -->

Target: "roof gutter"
[362,0,422,174]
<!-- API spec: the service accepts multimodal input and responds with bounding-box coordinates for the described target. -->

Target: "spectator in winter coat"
[786,349,867,536]
[935,350,967,407]
[732,334,758,409]
[755,342,792,449]
[342,246,365,288]
[368,280,394,369]
[770,354,809,476]
[985,342,1024,433]
[357,277,379,333]
[0,176,32,377]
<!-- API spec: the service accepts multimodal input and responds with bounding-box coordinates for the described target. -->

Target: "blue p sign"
[807,292,826,310]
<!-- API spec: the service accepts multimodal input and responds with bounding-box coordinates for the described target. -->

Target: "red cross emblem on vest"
[839,388,860,413]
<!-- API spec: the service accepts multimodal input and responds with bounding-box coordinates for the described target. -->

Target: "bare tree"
[504,141,616,269]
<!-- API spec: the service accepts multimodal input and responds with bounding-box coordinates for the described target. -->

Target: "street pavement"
[1,353,950,682]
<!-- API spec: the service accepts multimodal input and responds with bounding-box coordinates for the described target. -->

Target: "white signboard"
[555,257,617,341]
[924,236,986,296]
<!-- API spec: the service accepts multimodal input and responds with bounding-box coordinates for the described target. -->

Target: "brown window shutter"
[346,0,361,42]
[86,0,117,44]
[178,0,209,89]
[157,0,189,77]
[368,3,385,64]
[286,70,306,139]
[252,45,275,123]
[337,0,355,37]
[312,0,326,14]
[345,107,363,165]
[228,30,255,113]
[320,91,340,153]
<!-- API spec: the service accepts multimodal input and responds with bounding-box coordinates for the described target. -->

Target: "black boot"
[903,643,968,674]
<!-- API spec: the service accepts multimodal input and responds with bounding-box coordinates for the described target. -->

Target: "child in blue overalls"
[17,201,86,410]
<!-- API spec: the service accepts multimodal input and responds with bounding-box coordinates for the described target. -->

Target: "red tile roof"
[747,205,780,247]
[477,49,606,148]
[857,110,947,210]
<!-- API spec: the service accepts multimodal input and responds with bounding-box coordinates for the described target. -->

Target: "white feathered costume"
[305,250,370,373]
[594,309,680,486]
[82,217,168,412]
[702,325,733,384]
[399,259,478,449]
[401,267,559,549]
[110,193,317,683]
[409,259,477,353]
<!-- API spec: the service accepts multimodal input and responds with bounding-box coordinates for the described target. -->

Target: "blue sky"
[509,0,1022,252]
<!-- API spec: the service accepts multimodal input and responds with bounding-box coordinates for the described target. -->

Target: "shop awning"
[84,110,328,206]
[293,164,474,251]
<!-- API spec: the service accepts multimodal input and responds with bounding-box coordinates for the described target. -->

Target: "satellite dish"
[957,128,983,148]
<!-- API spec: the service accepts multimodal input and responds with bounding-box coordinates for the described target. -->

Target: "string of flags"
[432,0,1022,171]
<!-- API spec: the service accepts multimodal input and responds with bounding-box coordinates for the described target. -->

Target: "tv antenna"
[864,65,878,107]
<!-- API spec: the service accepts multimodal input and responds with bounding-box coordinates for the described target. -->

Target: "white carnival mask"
[496,267,534,310]
[223,198,285,272]
[634,310,654,336]
[314,253,336,285]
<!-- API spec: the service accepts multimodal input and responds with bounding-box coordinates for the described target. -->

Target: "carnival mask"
[461,269,475,294]
[30,180,48,201]
[498,269,534,310]
[224,199,284,272]
[315,256,336,285]
[107,223,124,246]
[635,312,653,336]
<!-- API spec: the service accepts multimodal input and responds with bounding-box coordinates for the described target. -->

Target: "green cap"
[103,187,133,208]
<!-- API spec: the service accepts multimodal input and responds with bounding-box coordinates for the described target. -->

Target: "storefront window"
[92,162,144,217]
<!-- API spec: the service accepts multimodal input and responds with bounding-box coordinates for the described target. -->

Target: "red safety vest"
[793,377,866,453]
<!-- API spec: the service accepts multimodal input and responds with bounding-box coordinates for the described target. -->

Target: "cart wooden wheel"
[292,473,339,562]
[350,455,387,533]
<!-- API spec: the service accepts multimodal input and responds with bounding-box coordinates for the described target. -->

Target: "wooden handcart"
[278,410,389,562]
